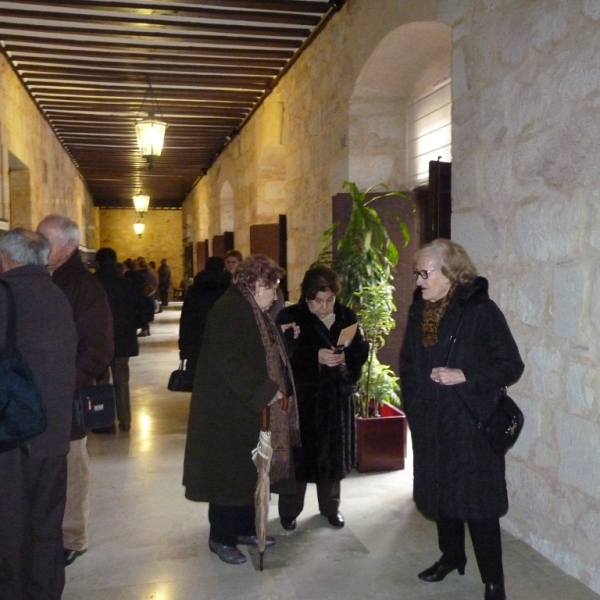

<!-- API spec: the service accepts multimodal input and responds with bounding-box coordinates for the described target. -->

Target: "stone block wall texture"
[447,0,600,592]
[99,209,184,290]
[182,0,440,299]
[0,54,95,245]
[181,0,600,594]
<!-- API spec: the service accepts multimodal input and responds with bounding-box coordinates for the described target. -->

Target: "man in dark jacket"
[37,214,114,567]
[178,256,231,380]
[95,247,149,432]
[157,258,172,307]
[0,228,77,599]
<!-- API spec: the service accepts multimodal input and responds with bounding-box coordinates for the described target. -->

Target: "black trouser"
[0,449,67,600]
[437,516,503,584]
[278,480,341,519]
[208,504,255,546]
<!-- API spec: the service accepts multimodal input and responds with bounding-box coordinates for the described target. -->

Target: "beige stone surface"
[0,54,94,243]
[99,209,184,288]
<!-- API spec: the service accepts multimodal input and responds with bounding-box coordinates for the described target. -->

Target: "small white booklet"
[334,322,358,351]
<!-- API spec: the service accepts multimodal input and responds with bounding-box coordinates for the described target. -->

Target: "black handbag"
[168,360,194,392]
[73,374,117,430]
[446,302,524,455]
[0,280,47,452]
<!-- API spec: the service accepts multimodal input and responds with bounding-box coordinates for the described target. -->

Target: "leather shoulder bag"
[445,301,524,455]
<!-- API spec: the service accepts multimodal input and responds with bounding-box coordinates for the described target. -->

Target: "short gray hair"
[0,228,50,265]
[38,214,80,246]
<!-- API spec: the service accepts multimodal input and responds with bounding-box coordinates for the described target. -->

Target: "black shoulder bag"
[446,302,524,455]
[0,280,47,451]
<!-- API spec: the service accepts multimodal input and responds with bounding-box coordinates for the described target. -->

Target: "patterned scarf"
[421,286,456,347]
[235,282,300,483]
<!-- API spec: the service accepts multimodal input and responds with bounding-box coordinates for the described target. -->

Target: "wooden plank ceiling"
[0,0,340,208]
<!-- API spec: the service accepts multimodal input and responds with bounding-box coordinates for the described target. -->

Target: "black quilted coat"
[277,301,368,483]
[399,277,524,520]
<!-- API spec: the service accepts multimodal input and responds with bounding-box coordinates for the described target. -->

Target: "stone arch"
[348,21,452,190]
[256,142,286,223]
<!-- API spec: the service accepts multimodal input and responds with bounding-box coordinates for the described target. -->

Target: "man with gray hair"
[0,228,77,599]
[37,215,114,567]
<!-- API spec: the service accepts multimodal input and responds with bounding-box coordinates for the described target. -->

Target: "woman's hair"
[233,254,284,289]
[414,238,478,285]
[300,265,341,300]
[205,256,225,272]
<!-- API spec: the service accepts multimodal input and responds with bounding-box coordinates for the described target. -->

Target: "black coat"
[183,288,279,505]
[399,277,524,520]
[277,301,368,483]
[178,269,231,373]
[96,266,149,358]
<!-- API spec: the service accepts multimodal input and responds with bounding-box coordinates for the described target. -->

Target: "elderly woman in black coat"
[277,266,368,531]
[399,239,524,600]
[183,255,300,565]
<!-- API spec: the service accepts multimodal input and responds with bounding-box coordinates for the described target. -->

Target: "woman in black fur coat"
[276,266,368,530]
[400,239,524,600]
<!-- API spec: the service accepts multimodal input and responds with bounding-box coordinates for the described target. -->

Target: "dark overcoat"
[277,301,368,483]
[399,277,524,520]
[183,287,279,505]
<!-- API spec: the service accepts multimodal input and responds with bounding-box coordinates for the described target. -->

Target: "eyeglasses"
[413,269,439,280]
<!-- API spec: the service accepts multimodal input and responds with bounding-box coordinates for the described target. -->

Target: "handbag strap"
[0,279,18,350]
[443,299,486,430]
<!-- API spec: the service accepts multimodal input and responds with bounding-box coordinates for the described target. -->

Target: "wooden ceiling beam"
[3,37,293,60]
[0,22,304,49]
[7,0,323,26]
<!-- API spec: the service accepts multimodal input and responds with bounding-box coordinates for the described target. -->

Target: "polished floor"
[63,305,599,600]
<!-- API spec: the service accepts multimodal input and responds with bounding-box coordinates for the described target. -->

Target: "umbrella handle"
[261,407,269,430]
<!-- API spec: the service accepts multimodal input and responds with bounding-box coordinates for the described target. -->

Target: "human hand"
[280,322,300,339]
[430,367,466,386]
[269,390,284,406]
[318,348,345,367]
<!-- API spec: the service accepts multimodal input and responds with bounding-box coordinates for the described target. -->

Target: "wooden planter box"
[355,401,407,473]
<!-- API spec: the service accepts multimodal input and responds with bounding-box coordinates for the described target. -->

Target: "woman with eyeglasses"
[276,266,368,531]
[399,239,524,600]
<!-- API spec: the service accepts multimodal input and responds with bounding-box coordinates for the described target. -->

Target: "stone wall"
[446,0,600,592]
[182,0,441,299]
[0,54,96,245]
[99,209,184,290]
[178,0,600,592]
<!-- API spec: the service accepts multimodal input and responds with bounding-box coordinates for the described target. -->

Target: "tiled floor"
[63,305,599,600]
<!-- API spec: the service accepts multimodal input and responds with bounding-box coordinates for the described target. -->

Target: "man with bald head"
[0,228,77,599]
[37,214,114,567]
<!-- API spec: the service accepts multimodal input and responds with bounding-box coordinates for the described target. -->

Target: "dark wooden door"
[250,215,288,299]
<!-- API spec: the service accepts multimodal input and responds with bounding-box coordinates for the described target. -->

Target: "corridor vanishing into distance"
[63,305,598,600]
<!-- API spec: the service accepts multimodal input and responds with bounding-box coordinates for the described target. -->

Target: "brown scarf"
[421,286,455,347]
[236,282,301,483]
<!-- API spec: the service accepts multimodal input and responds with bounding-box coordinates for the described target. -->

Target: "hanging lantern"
[134,116,167,168]
[134,220,145,238]
[132,193,150,215]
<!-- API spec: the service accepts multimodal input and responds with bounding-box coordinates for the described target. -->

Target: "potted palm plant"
[315,181,409,472]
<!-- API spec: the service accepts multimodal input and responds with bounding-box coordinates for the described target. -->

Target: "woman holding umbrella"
[183,255,300,565]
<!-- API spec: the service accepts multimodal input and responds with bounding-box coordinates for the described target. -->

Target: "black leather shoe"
[326,512,345,528]
[208,540,247,565]
[237,535,276,547]
[485,581,506,600]
[64,548,87,566]
[118,423,131,432]
[280,517,297,531]
[418,560,466,582]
